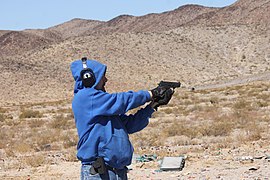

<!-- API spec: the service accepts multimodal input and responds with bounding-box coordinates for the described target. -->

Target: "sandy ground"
[1,146,270,180]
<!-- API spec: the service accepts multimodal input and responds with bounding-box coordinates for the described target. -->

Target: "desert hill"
[48,18,104,39]
[0,0,269,57]
[83,5,217,35]
[189,0,270,27]
[1,1,270,179]
[0,0,269,105]
[0,30,10,36]
[0,31,56,57]
[22,5,217,39]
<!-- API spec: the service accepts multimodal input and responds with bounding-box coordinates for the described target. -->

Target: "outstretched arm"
[120,105,155,134]
[92,90,152,116]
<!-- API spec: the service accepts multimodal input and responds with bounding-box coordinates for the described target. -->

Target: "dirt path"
[195,72,270,90]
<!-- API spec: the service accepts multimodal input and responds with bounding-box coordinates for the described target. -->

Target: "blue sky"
[1,0,237,30]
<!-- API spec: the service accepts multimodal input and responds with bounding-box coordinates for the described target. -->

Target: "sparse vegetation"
[23,154,45,167]
[233,99,251,110]
[0,100,80,175]
[0,113,5,122]
[29,119,45,128]
[62,131,78,148]
[132,81,270,159]
[49,114,69,129]
[19,109,43,119]
[1,0,270,177]
[1,81,268,175]
[13,142,32,153]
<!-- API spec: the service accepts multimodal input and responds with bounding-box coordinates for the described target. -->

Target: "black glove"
[151,86,168,101]
[157,88,174,105]
[151,88,174,110]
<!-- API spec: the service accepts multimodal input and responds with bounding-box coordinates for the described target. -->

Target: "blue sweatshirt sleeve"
[119,105,154,134]
[92,90,151,116]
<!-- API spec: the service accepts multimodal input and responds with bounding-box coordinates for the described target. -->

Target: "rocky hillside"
[0,0,269,105]
[1,1,270,179]
[189,0,270,27]
[84,5,217,35]
[0,31,56,57]
[48,18,104,39]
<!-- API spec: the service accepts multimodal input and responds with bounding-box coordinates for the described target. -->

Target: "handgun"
[158,81,181,89]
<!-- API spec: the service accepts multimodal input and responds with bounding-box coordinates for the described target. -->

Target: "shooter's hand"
[150,86,168,101]
[150,88,174,110]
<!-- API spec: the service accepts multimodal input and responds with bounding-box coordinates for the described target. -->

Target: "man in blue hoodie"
[71,58,174,180]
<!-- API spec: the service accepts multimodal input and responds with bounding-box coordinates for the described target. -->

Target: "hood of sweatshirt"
[70,59,107,94]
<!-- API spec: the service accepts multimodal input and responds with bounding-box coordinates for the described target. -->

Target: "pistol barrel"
[159,81,181,88]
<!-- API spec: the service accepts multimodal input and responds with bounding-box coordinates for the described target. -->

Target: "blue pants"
[81,164,128,180]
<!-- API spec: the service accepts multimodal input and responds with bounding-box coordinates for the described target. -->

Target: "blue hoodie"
[70,59,154,169]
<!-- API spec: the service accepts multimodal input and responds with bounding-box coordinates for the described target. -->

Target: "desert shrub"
[0,129,8,148]
[24,154,45,167]
[162,116,233,139]
[49,115,69,129]
[185,105,203,114]
[209,96,219,105]
[177,92,190,100]
[63,138,77,149]
[5,147,15,157]
[198,120,233,137]
[150,111,162,118]
[181,99,193,106]
[0,108,7,113]
[256,93,269,101]
[0,113,5,122]
[215,136,234,147]
[67,112,74,119]
[33,129,60,148]
[162,108,173,114]
[132,129,164,147]
[19,109,43,119]
[232,110,256,129]
[57,108,74,119]
[13,142,32,153]
[261,114,270,123]
[5,119,20,126]
[57,108,73,113]
[236,123,262,143]
[64,148,77,162]
[163,123,198,139]
[62,133,77,148]
[255,100,268,108]
[243,120,262,141]
[245,128,262,141]
[29,119,45,128]
[233,99,251,110]
[247,88,259,97]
